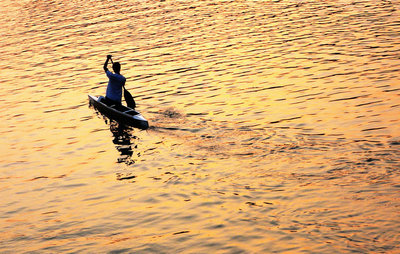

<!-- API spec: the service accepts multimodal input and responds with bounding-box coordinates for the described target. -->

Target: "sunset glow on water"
[1,0,400,253]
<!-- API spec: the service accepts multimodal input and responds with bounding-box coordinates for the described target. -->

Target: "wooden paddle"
[110,57,136,109]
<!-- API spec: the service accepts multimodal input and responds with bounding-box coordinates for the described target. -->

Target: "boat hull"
[88,95,149,130]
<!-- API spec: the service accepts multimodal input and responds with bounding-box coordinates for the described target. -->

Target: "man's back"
[103,55,126,103]
[105,70,125,102]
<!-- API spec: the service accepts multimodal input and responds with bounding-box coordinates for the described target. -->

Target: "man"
[103,55,126,106]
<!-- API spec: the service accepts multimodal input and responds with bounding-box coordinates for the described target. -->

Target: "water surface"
[1,0,400,253]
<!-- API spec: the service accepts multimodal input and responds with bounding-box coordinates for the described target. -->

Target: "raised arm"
[103,55,112,72]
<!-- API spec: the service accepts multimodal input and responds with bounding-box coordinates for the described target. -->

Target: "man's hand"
[104,55,112,72]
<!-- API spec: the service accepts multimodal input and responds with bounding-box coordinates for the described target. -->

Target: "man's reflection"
[109,120,138,165]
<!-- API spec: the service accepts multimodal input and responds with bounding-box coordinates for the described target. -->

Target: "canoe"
[88,95,149,130]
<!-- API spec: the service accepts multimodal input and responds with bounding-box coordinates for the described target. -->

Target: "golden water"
[1,0,400,253]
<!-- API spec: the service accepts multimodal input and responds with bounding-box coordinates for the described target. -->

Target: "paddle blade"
[124,88,136,109]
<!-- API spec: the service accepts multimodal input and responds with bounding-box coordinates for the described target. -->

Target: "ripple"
[1,0,400,253]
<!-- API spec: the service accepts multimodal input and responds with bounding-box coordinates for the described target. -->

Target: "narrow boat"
[88,95,149,130]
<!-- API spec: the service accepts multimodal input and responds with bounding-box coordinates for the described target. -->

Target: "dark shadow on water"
[89,102,141,166]
[109,120,138,165]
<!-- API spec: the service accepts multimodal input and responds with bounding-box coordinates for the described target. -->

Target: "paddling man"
[103,55,126,106]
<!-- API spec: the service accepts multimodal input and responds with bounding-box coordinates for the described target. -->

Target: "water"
[1,0,400,253]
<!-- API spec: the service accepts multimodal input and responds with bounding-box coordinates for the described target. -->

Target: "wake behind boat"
[88,95,149,130]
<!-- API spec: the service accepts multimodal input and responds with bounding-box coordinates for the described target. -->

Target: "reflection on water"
[109,121,137,165]
[1,0,400,253]
[90,102,140,166]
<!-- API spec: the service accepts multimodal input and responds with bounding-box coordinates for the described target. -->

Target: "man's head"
[113,62,121,74]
